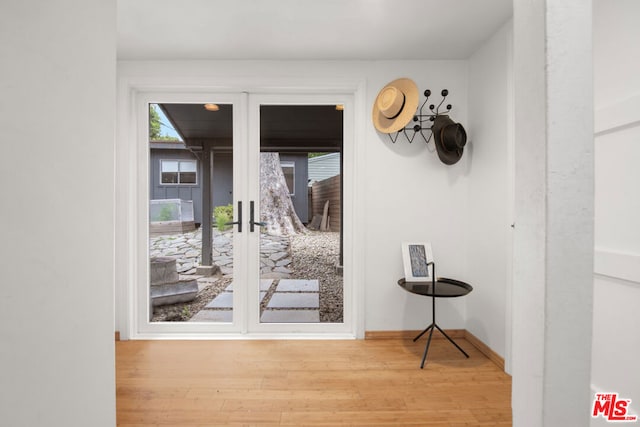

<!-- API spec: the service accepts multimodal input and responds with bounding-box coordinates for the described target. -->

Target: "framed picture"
[401,242,434,282]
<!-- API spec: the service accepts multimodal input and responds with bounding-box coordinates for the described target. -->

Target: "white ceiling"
[117,0,512,61]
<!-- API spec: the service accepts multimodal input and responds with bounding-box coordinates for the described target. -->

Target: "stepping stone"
[276,279,319,292]
[260,291,267,302]
[189,309,232,322]
[260,279,274,291]
[267,293,319,309]
[261,309,319,323]
[225,279,273,292]
[205,292,233,308]
[270,252,288,262]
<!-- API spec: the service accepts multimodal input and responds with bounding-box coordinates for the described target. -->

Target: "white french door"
[134,89,357,338]
[246,93,353,335]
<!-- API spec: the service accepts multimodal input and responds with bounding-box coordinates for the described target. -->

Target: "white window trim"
[159,159,198,185]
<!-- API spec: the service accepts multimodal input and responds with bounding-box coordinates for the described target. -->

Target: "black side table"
[398,274,473,368]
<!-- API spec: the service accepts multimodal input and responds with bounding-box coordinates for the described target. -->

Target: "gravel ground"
[152,230,343,323]
[289,231,343,323]
[151,278,232,322]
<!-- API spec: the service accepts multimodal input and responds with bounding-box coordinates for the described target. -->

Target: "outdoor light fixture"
[204,103,219,111]
[335,104,344,111]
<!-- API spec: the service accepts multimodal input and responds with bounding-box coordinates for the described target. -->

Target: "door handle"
[224,201,242,232]
[249,201,266,232]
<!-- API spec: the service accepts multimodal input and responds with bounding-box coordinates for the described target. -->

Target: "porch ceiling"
[160,103,343,152]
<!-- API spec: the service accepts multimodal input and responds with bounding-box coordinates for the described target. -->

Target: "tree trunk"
[260,152,307,236]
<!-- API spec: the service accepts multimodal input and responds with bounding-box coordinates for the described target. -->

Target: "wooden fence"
[309,175,341,232]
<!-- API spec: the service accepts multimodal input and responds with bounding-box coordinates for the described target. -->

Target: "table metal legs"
[413,294,470,368]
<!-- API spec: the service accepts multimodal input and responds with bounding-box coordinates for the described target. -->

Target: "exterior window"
[281,161,295,195]
[161,160,197,185]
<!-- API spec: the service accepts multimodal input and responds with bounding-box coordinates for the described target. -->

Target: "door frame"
[115,77,366,339]
[246,93,356,335]
[135,91,248,337]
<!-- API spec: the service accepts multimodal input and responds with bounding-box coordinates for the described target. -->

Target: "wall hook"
[389,89,453,145]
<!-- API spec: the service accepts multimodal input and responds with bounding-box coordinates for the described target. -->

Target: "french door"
[138,91,355,337]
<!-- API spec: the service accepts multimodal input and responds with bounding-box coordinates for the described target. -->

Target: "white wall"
[512,0,594,425]
[591,1,640,424]
[115,59,470,334]
[0,1,116,426]
[364,62,469,331]
[465,21,513,362]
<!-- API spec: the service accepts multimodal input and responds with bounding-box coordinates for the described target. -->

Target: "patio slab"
[260,279,274,291]
[260,309,320,323]
[189,309,233,322]
[204,290,267,309]
[266,292,319,309]
[276,279,319,292]
[225,279,274,292]
[205,292,233,309]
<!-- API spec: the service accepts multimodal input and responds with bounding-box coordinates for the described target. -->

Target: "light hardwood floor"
[116,337,512,426]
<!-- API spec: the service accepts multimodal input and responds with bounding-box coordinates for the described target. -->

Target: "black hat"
[432,115,467,165]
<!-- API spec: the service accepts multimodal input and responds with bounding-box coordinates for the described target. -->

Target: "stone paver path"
[149,228,291,277]
[262,279,320,322]
[150,230,330,323]
[190,278,321,323]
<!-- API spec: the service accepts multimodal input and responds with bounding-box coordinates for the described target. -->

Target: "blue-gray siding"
[212,153,233,210]
[150,150,308,224]
[280,153,308,223]
[150,149,203,224]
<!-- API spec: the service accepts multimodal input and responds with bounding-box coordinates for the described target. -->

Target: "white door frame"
[115,77,366,340]
[246,93,356,335]
[133,91,248,337]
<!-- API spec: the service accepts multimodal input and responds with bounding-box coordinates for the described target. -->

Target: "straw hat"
[432,115,467,165]
[372,78,419,134]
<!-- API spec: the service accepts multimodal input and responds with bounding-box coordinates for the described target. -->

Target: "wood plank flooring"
[116,338,512,426]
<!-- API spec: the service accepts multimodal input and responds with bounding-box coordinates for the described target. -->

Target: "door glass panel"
[148,102,234,323]
[258,105,344,324]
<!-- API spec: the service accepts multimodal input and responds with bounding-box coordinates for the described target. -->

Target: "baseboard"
[463,330,505,371]
[365,329,505,371]
[115,331,120,341]
[365,329,466,340]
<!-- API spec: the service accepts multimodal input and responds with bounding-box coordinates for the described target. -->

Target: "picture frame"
[401,242,434,282]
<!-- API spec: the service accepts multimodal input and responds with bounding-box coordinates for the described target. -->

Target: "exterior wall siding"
[150,149,203,224]
[280,153,309,223]
[308,152,340,184]
[212,152,233,210]
[150,150,308,225]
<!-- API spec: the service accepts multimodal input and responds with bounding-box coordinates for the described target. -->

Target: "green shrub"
[214,204,234,231]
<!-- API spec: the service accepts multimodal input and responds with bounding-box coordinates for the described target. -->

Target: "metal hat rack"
[388,89,452,144]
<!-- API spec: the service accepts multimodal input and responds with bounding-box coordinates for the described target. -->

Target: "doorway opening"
[148,102,235,323]
[146,102,344,326]
[258,105,344,324]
